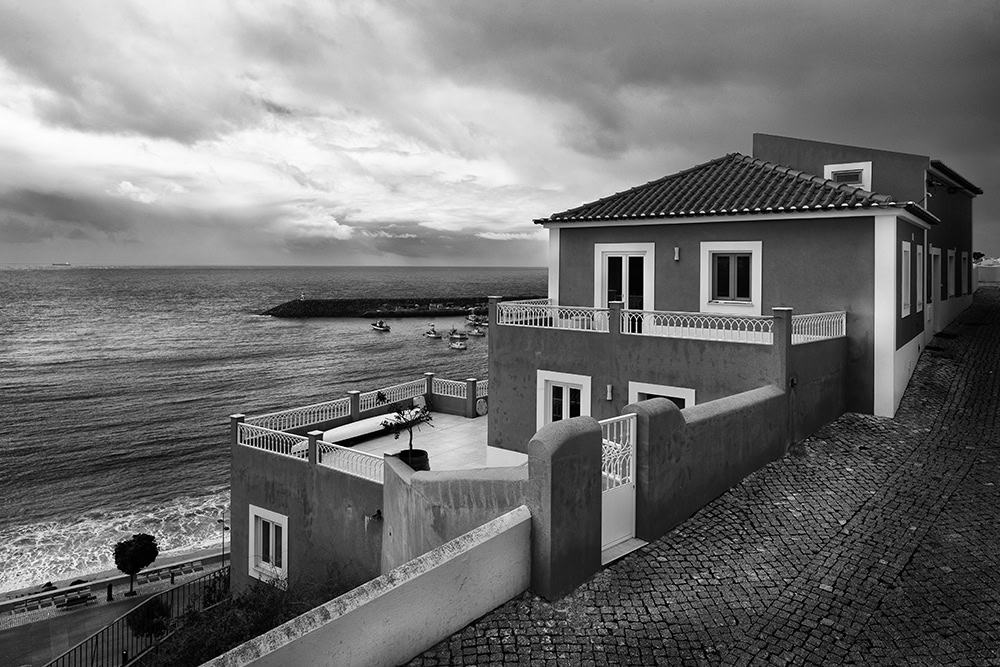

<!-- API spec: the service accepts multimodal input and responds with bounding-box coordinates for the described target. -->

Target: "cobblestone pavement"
[411,288,1000,666]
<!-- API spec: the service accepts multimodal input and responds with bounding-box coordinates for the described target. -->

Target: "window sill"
[707,300,755,307]
[250,563,287,583]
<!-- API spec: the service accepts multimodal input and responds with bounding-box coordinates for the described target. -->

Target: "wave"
[0,489,230,594]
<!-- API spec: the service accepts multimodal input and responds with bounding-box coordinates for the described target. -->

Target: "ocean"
[0,265,546,593]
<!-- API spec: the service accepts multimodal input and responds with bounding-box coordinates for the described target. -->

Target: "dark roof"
[537,153,938,225]
[929,160,983,195]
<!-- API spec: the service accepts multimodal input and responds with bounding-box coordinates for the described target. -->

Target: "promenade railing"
[45,566,230,667]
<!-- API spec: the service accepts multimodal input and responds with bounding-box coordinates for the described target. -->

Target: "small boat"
[467,327,486,337]
[424,326,442,339]
[448,329,468,340]
[449,340,467,350]
[371,321,390,332]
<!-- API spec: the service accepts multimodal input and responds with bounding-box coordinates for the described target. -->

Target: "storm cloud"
[0,0,997,266]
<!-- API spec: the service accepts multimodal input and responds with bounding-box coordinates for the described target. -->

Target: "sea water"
[0,265,545,592]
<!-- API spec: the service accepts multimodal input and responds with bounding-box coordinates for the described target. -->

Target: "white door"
[600,415,636,550]
[604,254,646,332]
[928,248,941,336]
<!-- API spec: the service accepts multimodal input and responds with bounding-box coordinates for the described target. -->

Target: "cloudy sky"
[0,1,997,266]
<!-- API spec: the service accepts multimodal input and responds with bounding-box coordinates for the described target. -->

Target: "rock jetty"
[263,295,544,318]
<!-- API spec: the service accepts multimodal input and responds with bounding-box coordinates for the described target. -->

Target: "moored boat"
[449,340,467,350]
[424,325,442,339]
[371,320,391,332]
[448,328,468,340]
[467,327,486,337]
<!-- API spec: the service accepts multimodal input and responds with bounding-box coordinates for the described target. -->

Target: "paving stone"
[408,288,1000,666]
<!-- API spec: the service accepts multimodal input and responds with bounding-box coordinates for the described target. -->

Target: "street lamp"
[217,518,230,566]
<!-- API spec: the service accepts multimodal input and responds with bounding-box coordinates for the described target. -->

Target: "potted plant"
[378,393,434,471]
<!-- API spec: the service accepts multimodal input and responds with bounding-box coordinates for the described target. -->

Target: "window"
[961,252,969,294]
[700,241,762,315]
[249,505,288,583]
[823,161,872,191]
[900,242,911,316]
[947,250,956,297]
[627,382,696,409]
[536,370,591,430]
[711,253,752,301]
[916,245,924,313]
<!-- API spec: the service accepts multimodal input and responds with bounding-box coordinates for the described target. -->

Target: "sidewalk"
[411,287,1000,665]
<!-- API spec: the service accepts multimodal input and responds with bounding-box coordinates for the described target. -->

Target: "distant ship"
[51,262,71,267]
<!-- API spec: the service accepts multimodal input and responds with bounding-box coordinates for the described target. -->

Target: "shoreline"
[2,545,223,600]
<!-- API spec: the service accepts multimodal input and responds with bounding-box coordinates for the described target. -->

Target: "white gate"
[599,414,636,550]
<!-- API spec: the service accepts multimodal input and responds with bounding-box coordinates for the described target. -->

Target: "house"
[487,133,979,457]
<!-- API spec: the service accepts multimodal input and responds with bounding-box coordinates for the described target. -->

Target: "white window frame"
[961,252,969,294]
[536,370,591,430]
[593,243,655,310]
[824,161,873,191]
[700,241,762,315]
[916,244,924,313]
[627,381,696,409]
[249,504,288,584]
[901,241,911,317]
[947,249,956,297]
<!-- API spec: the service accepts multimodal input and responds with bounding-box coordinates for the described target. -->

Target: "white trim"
[699,241,762,316]
[901,241,911,317]
[916,243,924,313]
[593,243,655,310]
[536,370,591,430]
[547,228,560,304]
[824,161,873,191]
[249,504,288,583]
[627,381,696,408]
[947,249,956,297]
[873,215,897,417]
[961,251,969,295]
[538,207,933,230]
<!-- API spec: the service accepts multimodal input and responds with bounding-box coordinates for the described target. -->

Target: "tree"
[114,533,159,597]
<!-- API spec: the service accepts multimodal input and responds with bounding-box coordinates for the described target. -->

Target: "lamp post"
[217,518,229,566]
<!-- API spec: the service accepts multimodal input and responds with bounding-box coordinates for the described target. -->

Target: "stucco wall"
[488,324,781,453]
[896,218,927,349]
[555,215,875,413]
[927,184,975,300]
[230,443,383,596]
[209,506,531,667]
[381,456,528,572]
[789,338,847,442]
[627,387,788,540]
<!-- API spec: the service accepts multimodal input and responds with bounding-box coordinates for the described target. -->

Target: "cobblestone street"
[412,288,1000,666]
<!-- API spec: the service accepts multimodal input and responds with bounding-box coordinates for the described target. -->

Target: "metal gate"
[599,413,636,550]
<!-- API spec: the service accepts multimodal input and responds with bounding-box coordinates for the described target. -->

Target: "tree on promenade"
[114,533,159,597]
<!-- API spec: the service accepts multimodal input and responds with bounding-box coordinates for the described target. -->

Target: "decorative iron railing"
[476,380,489,398]
[791,311,846,344]
[237,423,308,458]
[496,301,611,332]
[244,397,350,432]
[359,379,426,412]
[432,377,467,399]
[45,566,230,667]
[621,310,774,344]
[599,414,636,492]
[318,442,384,483]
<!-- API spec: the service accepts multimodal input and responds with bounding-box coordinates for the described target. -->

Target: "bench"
[321,409,423,446]
[57,594,97,610]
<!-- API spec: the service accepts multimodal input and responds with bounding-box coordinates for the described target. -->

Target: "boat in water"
[467,327,486,337]
[449,340,468,350]
[448,328,468,340]
[371,321,391,332]
[424,325,442,339]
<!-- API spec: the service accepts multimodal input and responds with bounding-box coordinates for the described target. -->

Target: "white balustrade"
[791,311,846,344]
[244,397,351,432]
[237,423,309,459]
[359,379,426,412]
[318,442,384,483]
[476,379,489,398]
[496,301,610,332]
[621,310,774,344]
[433,377,467,399]
[599,414,636,492]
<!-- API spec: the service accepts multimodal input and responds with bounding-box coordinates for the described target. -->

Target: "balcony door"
[594,244,655,334]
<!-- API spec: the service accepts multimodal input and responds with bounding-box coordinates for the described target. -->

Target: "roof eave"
[929,160,983,196]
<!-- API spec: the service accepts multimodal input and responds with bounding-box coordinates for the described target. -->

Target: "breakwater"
[263,295,544,318]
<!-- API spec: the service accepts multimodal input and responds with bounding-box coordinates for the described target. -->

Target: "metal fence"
[237,423,308,458]
[244,397,350,432]
[791,311,846,344]
[599,414,636,492]
[496,301,611,332]
[318,442,385,483]
[621,309,775,344]
[359,379,426,412]
[45,566,230,667]
[432,377,467,398]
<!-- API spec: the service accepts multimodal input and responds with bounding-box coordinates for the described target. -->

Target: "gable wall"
[557,216,875,412]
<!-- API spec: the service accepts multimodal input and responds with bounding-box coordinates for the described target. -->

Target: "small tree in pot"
[378,392,434,471]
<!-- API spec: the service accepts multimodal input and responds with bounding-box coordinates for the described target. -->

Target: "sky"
[0,1,998,267]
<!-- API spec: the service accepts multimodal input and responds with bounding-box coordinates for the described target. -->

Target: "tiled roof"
[538,153,938,225]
